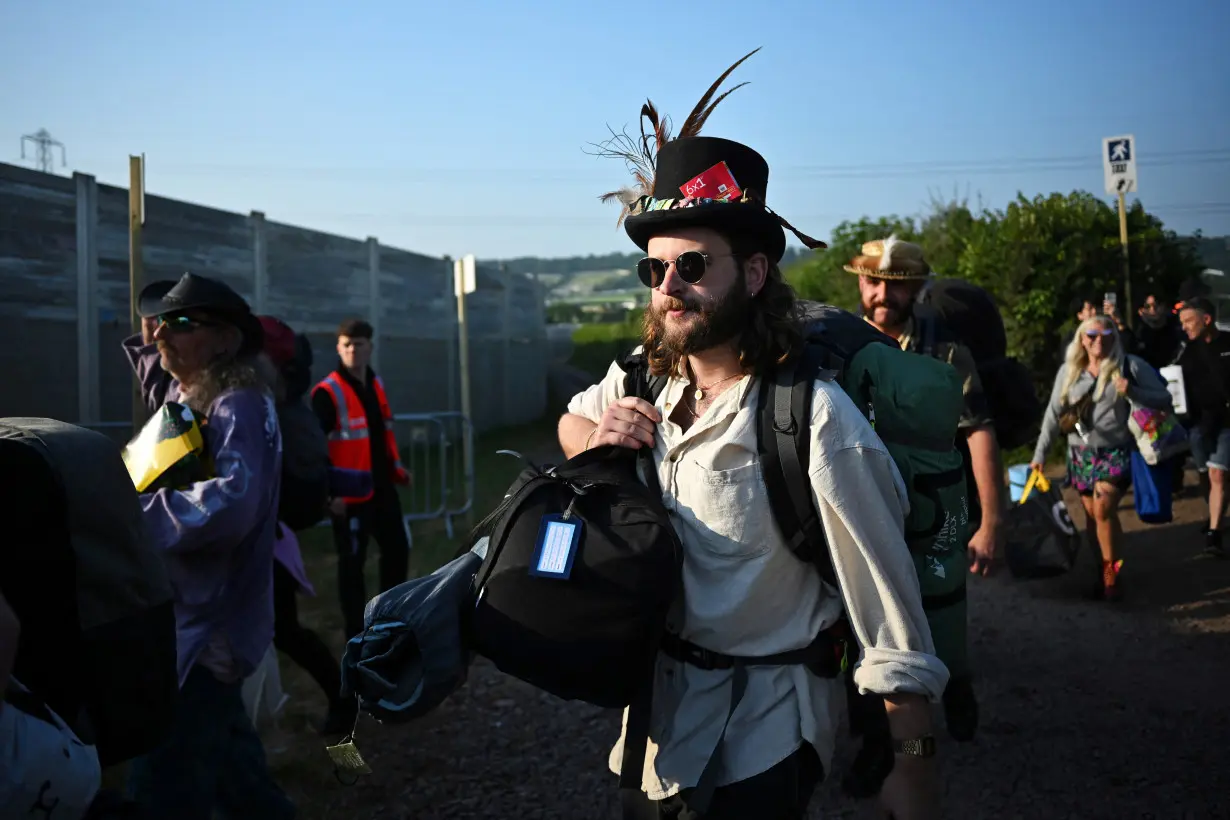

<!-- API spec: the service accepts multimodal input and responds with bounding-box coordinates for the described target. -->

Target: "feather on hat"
[587,49,826,261]
[843,235,931,279]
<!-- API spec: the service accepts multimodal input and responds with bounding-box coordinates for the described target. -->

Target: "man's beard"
[862,298,910,329]
[643,284,751,360]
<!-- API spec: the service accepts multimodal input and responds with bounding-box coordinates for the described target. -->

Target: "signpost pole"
[455,255,477,529]
[1118,191,1132,331]
[1102,134,1138,332]
[129,154,147,432]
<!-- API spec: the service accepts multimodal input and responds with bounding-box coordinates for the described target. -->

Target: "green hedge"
[569,313,643,379]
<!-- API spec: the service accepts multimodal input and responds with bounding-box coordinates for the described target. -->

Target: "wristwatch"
[892,735,937,758]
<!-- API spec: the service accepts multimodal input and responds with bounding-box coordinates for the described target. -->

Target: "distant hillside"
[1194,235,1230,272]
[485,246,812,306]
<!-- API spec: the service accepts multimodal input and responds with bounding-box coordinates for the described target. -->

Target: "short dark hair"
[1069,295,1096,314]
[1179,296,1215,317]
[337,318,373,339]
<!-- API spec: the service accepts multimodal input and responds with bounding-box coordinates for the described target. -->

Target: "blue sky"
[2,0,1227,260]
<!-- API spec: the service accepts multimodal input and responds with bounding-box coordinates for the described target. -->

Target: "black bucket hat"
[592,48,825,264]
[138,273,263,356]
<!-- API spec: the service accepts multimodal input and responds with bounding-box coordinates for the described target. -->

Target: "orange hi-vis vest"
[314,370,408,504]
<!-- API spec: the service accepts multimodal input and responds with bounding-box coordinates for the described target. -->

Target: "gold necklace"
[691,372,742,402]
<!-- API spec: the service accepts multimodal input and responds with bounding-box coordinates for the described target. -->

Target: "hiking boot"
[1204,529,1226,559]
[942,675,978,742]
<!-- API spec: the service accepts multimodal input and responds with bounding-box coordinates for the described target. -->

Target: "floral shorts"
[1067,444,1132,496]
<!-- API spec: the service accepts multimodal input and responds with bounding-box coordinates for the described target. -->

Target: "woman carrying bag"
[1030,314,1173,601]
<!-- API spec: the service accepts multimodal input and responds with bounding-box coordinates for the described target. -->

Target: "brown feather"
[590,49,762,224]
[677,47,761,138]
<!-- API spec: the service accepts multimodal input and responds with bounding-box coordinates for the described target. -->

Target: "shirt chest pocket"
[674,459,773,560]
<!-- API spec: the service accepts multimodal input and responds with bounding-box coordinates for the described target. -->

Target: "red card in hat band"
[680,161,742,203]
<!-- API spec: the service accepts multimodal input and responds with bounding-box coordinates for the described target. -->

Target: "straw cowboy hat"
[844,235,932,280]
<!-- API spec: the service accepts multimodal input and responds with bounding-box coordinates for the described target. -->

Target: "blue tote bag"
[1130,449,1173,524]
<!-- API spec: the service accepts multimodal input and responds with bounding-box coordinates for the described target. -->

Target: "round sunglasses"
[637,251,737,288]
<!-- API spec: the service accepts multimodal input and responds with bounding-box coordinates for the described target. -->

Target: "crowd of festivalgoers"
[2,261,1226,819]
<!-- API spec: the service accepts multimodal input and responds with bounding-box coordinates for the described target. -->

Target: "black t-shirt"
[311,363,393,489]
[1180,332,1230,434]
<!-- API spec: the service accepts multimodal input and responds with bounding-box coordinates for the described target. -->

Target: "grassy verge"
[568,315,643,380]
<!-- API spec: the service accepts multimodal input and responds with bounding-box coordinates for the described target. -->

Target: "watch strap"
[892,735,937,758]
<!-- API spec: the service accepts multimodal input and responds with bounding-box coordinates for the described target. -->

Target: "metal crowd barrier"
[77,412,476,540]
[391,411,475,540]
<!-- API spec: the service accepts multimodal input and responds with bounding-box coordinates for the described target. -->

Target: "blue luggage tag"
[529,508,583,580]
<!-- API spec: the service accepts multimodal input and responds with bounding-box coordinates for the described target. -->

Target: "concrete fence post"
[251,211,268,314]
[74,171,100,425]
[500,265,513,428]
[367,237,381,373]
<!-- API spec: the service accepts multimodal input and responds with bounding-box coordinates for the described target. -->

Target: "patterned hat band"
[626,190,827,251]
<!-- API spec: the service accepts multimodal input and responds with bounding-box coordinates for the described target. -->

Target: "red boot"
[1102,559,1123,602]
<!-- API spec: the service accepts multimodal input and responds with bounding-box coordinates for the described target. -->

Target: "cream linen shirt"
[566,355,950,800]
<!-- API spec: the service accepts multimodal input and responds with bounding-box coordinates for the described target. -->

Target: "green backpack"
[623,299,970,676]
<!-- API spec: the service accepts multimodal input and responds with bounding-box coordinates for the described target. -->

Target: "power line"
[20,129,67,174]
[66,148,1230,181]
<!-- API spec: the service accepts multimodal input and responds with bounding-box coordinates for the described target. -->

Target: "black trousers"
[331,485,410,638]
[622,744,823,820]
[272,560,343,707]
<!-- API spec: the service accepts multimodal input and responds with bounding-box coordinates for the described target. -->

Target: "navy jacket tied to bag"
[339,541,485,723]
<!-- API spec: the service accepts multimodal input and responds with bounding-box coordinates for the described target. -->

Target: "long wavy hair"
[641,242,803,379]
[1060,314,1124,401]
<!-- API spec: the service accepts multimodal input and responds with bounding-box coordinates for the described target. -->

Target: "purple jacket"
[123,336,282,687]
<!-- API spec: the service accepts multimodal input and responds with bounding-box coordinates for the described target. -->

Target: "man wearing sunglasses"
[121,273,295,819]
[559,77,944,819]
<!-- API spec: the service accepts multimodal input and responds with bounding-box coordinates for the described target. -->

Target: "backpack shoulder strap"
[756,341,841,588]
[619,346,668,404]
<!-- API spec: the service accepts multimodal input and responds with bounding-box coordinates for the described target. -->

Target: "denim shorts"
[1189,427,1230,472]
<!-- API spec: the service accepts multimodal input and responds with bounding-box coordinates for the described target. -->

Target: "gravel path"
[288,474,1230,819]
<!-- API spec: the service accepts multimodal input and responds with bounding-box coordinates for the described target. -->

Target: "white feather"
[879,234,899,272]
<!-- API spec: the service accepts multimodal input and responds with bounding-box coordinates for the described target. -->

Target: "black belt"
[630,624,851,818]
[660,623,851,679]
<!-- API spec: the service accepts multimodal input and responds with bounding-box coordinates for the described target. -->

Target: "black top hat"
[594,49,825,264]
[138,273,263,356]
[623,136,800,261]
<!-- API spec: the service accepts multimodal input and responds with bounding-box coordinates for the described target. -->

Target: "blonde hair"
[1061,314,1124,401]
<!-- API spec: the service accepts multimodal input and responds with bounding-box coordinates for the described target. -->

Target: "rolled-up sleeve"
[564,356,631,423]
[809,441,950,702]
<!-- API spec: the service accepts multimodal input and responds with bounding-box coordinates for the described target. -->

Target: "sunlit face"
[858,275,923,330]
[337,335,373,372]
[642,227,766,356]
[152,310,238,381]
[1179,307,1212,341]
[1081,319,1115,361]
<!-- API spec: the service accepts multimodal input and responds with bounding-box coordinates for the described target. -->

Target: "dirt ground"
[265,469,1230,820]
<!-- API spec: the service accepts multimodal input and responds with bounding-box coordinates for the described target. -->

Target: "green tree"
[781,191,1203,396]
[784,216,919,310]
[958,192,1204,387]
